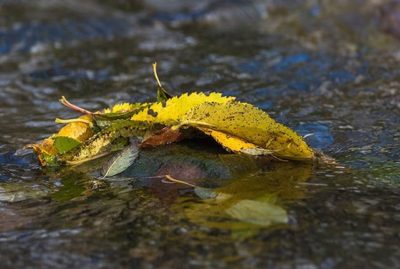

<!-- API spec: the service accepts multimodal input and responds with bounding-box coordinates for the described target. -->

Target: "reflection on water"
[0,0,400,268]
[183,162,312,233]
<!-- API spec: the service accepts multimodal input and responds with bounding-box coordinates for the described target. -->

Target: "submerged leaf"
[226,199,288,226]
[194,187,232,200]
[102,139,140,177]
[194,187,217,199]
[183,163,312,232]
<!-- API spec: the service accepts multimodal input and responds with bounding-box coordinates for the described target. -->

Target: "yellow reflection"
[182,162,312,233]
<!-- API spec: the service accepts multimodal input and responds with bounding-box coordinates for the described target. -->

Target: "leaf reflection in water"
[184,163,312,232]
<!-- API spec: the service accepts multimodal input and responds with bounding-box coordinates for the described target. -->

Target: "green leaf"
[107,119,147,132]
[157,86,172,102]
[94,111,137,121]
[42,153,59,166]
[101,139,140,177]
[53,136,81,154]
[63,121,148,165]
[153,62,172,102]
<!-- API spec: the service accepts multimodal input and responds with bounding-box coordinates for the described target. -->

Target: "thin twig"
[59,96,93,115]
[152,62,163,88]
[163,174,198,188]
[66,152,111,166]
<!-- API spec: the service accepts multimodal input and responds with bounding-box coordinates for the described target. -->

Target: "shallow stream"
[0,1,399,268]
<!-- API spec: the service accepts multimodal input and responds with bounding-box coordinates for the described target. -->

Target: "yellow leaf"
[66,130,123,164]
[182,102,315,161]
[56,115,93,143]
[35,137,57,155]
[131,92,235,125]
[103,103,146,114]
[31,137,58,166]
[199,128,273,155]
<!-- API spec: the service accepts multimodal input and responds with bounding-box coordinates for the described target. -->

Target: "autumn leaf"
[100,103,149,116]
[199,128,273,155]
[131,92,235,125]
[181,102,315,161]
[30,63,324,169]
[56,115,93,141]
[30,137,58,166]
[33,137,57,156]
[65,122,147,165]
[140,127,184,148]
[51,114,94,154]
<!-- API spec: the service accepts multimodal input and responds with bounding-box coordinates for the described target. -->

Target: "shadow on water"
[0,141,316,267]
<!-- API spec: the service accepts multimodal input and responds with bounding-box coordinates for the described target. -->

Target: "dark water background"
[0,0,399,268]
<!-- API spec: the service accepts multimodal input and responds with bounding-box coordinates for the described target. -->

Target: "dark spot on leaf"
[147,109,158,117]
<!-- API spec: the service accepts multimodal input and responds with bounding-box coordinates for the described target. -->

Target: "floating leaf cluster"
[30,63,318,175]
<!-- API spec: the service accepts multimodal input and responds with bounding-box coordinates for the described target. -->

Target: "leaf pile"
[31,63,317,176]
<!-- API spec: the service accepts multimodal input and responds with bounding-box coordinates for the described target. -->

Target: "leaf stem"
[152,62,163,88]
[59,96,93,115]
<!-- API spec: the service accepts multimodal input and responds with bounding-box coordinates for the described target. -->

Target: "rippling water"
[0,0,399,268]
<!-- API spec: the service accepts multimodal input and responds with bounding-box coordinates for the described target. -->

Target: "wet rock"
[380,0,400,39]
[0,17,138,56]
[148,0,268,30]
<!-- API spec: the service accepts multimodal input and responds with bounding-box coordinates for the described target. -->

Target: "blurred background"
[0,1,399,268]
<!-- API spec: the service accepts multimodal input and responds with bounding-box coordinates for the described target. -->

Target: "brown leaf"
[140,127,183,148]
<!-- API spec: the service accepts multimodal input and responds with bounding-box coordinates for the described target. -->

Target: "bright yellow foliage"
[131,92,235,125]
[36,137,58,155]
[200,128,273,155]
[182,102,315,161]
[32,89,319,166]
[56,115,93,142]
[103,103,145,113]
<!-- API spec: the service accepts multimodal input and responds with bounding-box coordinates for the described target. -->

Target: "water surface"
[0,1,399,268]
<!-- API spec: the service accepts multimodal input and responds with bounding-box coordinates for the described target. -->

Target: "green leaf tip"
[153,62,172,102]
